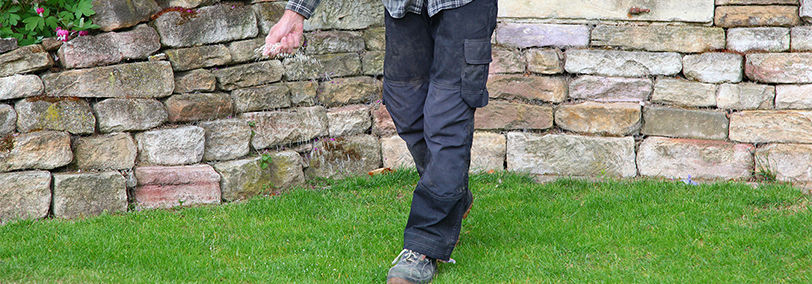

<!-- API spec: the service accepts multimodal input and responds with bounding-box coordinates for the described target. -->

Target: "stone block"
[745,53,812,83]
[165,44,232,71]
[288,81,318,106]
[591,25,724,53]
[564,49,682,77]
[0,38,17,54]
[58,24,160,68]
[363,27,385,51]
[214,60,284,91]
[135,126,205,165]
[303,0,383,30]
[717,83,775,110]
[0,104,14,136]
[0,74,43,100]
[0,131,73,172]
[729,110,812,143]
[569,76,652,102]
[42,61,174,98]
[14,98,96,134]
[554,102,642,136]
[253,1,286,34]
[164,92,233,122]
[94,98,167,132]
[0,45,53,77]
[474,100,553,130]
[682,52,743,83]
[52,172,127,219]
[381,135,413,169]
[714,5,800,27]
[91,0,160,31]
[305,135,382,179]
[318,76,382,107]
[490,46,525,74]
[487,75,566,103]
[0,171,51,224]
[506,132,637,177]
[74,133,137,170]
[241,106,328,149]
[134,165,221,209]
[362,51,384,76]
[231,83,291,113]
[775,84,812,109]
[496,23,589,48]
[153,4,258,47]
[227,38,264,63]
[525,48,563,74]
[756,143,812,183]
[651,78,717,107]
[304,31,365,54]
[327,105,371,137]
[791,26,812,51]
[174,69,216,93]
[199,119,251,161]
[727,27,790,52]
[637,137,754,180]
[213,157,272,202]
[371,103,396,137]
[642,107,729,140]
[499,0,714,23]
[283,53,361,81]
[470,132,506,172]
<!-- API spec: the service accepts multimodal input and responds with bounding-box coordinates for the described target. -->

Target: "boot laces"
[391,249,422,265]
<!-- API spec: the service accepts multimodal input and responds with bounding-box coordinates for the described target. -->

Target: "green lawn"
[1,170,810,283]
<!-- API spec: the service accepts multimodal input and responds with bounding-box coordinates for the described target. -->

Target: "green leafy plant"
[260,153,274,169]
[0,0,100,46]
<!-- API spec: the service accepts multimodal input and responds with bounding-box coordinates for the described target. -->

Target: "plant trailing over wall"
[0,0,99,46]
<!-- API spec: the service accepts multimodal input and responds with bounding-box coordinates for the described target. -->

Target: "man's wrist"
[283,10,306,21]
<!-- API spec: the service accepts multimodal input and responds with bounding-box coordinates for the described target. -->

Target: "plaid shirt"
[287,0,473,19]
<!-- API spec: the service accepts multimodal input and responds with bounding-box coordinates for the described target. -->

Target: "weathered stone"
[363,27,385,51]
[362,51,384,76]
[241,106,328,149]
[73,133,136,170]
[569,76,652,102]
[637,137,754,180]
[474,101,553,130]
[134,165,221,209]
[756,143,812,183]
[283,53,361,81]
[253,1,286,34]
[0,75,43,100]
[199,119,251,161]
[745,53,812,83]
[371,103,396,136]
[327,105,371,137]
[231,83,291,113]
[525,48,563,74]
[490,46,525,74]
[42,61,174,98]
[775,84,812,109]
[564,49,682,77]
[487,75,566,103]
[0,104,14,136]
[91,0,160,31]
[153,4,258,47]
[0,45,53,77]
[470,132,506,172]
[727,27,790,52]
[164,92,233,122]
[682,53,743,83]
[555,102,642,136]
[174,69,216,93]
[319,76,382,107]
[642,107,729,140]
[717,83,775,110]
[0,38,17,54]
[303,0,384,30]
[40,37,62,51]
[214,60,284,91]
[729,111,812,143]
[94,98,167,132]
[496,23,589,48]
[135,126,205,165]
[499,0,714,23]
[164,0,210,8]
[507,133,637,177]
[381,135,413,169]
[0,171,50,224]
[714,5,800,27]
[58,24,160,68]
[227,38,264,63]
[213,157,271,202]
[803,0,812,23]
[717,0,796,4]
[165,44,232,71]
[304,31,365,54]
[305,135,382,179]
[52,172,127,219]
[652,78,717,107]
[591,25,725,53]
[287,81,318,106]
[15,98,96,134]
[268,151,306,189]
[791,26,812,51]
[0,131,72,172]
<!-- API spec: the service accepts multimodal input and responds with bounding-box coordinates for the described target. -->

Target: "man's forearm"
[286,0,321,19]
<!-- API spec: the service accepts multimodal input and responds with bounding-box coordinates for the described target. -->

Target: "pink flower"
[36,7,44,16]
[55,27,70,42]
[77,30,89,36]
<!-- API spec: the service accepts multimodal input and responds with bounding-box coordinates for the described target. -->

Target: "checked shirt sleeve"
[286,0,321,19]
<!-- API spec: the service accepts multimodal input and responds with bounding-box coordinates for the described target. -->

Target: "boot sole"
[387,277,423,284]
[463,196,473,219]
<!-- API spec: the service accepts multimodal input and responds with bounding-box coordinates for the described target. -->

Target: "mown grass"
[0,170,810,283]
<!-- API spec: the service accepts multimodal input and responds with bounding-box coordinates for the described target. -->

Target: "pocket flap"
[464,38,492,65]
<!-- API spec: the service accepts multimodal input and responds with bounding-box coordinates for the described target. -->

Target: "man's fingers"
[285,35,296,54]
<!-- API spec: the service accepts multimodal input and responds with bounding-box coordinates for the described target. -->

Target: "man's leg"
[382,9,434,177]
[402,0,498,261]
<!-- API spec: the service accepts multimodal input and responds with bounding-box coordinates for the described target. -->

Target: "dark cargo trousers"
[382,0,497,261]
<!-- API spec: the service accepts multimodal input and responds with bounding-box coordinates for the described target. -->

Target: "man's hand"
[263,10,305,57]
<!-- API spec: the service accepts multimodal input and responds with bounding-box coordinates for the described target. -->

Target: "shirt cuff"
[286,2,316,19]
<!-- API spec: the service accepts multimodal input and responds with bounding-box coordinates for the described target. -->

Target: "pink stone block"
[496,23,589,48]
[134,165,221,209]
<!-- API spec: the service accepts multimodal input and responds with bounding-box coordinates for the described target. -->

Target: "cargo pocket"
[461,38,492,108]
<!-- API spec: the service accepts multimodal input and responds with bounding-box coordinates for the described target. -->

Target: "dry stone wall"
[1,0,811,224]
